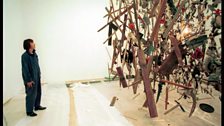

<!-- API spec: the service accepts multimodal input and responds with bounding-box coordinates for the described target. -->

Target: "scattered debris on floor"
[110,96,119,106]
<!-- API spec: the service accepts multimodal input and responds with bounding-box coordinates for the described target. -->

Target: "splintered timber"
[98,0,221,119]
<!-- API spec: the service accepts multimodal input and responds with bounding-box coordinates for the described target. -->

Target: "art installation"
[98,0,221,118]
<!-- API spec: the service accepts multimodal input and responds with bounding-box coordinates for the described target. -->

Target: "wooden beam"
[150,0,167,46]
[103,7,126,18]
[169,35,183,66]
[138,49,158,118]
[163,0,187,39]
[165,86,169,110]
[116,66,128,88]
[98,4,133,32]
[159,80,193,89]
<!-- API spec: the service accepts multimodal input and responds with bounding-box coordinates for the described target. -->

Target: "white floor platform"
[3,84,70,126]
[72,83,134,126]
[3,81,222,126]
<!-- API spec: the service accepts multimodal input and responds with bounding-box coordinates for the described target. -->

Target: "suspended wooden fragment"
[143,14,150,25]
[165,86,169,110]
[116,66,128,88]
[133,0,141,48]
[158,45,187,75]
[132,70,142,94]
[120,14,128,44]
[140,0,148,9]
[185,34,208,49]
[169,35,183,66]
[110,40,118,70]
[103,23,124,44]
[97,4,133,32]
[98,0,221,120]
[144,44,154,55]
[108,23,118,45]
[150,0,167,46]
[148,0,160,18]
[167,0,177,15]
[163,0,187,39]
[156,81,165,103]
[186,89,197,117]
[103,6,126,18]
[159,80,193,89]
[138,49,158,118]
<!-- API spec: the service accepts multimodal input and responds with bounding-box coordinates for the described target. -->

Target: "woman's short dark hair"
[23,39,33,50]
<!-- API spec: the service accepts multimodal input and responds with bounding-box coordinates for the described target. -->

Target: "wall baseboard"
[3,97,13,106]
[3,86,24,105]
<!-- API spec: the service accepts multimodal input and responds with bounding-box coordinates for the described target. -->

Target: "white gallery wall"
[3,0,110,102]
[3,0,221,103]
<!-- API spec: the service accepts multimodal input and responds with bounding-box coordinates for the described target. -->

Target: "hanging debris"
[98,0,221,119]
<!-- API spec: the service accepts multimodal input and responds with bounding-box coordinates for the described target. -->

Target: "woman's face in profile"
[30,42,36,49]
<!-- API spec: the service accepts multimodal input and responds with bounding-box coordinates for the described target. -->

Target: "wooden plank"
[146,55,153,73]
[98,4,133,32]
[128,78,142,87]
[138,49,158,118]
[116,66,128,88]
[159,80,193,89]
[164,104,180,115]
[165,86,169,110]
[123,0,134,23]
[163,0,187,39]
[121,14,128,45]
[111,40,119,70]
[150,0,167,46]
[110,96,118,106]
[103,24,123,44]
[105,7,122,33]
[169,35,183,66]
[148,0,160,18]
[103,7,126,18]
[157,44,187,75]
[108,23,115,45]
[131,45,140,94]
[68,88,78,126]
